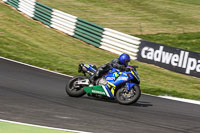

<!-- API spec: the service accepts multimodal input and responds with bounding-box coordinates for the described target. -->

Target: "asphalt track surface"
[0,58,200,133]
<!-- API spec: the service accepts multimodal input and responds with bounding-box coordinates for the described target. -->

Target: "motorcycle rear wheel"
[66,76,86,97]
[116,85,141,105]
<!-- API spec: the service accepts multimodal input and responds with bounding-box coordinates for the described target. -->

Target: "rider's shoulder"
[111,58,119,63]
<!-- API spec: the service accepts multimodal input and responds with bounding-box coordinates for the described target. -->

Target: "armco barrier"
[74,18,104,47]
[2,0,200,78]
[33,2,53,26]
[5,0,19,8]
[18,0,35,18]
[101,28,140,60]
[50,9,77,36]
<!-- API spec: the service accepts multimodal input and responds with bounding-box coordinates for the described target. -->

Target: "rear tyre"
[116,85,141,105]
[66,76,87,97]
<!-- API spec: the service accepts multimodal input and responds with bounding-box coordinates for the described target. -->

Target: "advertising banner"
[137,40,200,78]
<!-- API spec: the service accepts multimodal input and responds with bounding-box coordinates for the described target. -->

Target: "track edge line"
[0,119,92,133]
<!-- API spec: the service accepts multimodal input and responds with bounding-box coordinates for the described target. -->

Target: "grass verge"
[137,32,200,53]
[0,121,74,133]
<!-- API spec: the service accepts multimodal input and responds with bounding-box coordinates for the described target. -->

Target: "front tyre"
[66,76,87,97]
[116,85,141,105]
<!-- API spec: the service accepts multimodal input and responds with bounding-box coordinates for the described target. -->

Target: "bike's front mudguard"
[126,82,138,91]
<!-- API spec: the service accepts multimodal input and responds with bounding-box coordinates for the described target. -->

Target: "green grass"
[137,32,200,53]
[0,121,73,133]
[37,0,200,35]
[0,1,200,100]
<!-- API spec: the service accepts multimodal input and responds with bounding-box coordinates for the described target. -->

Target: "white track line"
[158,96,200,105]
[0,119,91,133]
[1,56,200,105]
[0,56,72,77]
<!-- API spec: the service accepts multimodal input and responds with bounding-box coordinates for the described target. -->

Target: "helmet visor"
[125,60,129,65]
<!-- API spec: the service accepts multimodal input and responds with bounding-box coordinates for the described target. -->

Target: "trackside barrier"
[4,0,19,8]
[100,28,141,60]
[33,1,53,26]
[2,0,140,60]
[18,0,35,18]
[74,18,104,47]
[50,9,77,36]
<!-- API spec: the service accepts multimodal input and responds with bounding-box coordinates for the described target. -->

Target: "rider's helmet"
[119,53,130,67]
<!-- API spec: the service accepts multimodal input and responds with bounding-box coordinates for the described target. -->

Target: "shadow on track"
[82,96,153,107]
[132,101,153,107]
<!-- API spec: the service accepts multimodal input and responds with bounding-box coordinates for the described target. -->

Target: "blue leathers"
[89,53,131,84]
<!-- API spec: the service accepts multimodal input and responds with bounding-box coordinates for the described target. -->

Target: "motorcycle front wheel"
[65,76,87,97]
[116,85,141,105]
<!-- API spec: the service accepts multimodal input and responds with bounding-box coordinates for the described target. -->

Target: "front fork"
[126,82,137,91]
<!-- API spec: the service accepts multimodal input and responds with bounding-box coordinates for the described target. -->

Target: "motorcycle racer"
[66,54,141,105]
[89,53,131,85]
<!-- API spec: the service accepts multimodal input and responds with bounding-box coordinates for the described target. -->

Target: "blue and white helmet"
[119,53,130,66]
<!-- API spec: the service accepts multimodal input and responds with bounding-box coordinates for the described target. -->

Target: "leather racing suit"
[89,58,128,84]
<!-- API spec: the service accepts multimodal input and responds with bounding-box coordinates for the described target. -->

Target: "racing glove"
[125,67,131,72]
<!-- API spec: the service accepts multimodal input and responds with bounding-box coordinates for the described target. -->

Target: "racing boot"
[89,74,96,86]
[89,67,103,86]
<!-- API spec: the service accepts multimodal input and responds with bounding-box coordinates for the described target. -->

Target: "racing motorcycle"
[65,63,141,105]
